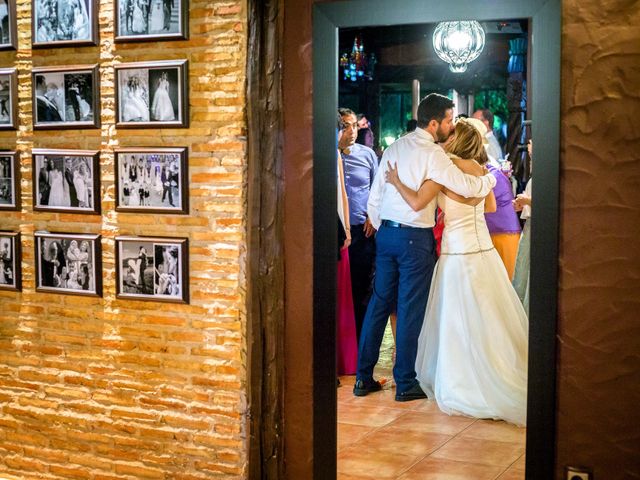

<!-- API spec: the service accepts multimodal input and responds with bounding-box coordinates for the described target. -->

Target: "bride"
[151,72,175,121]
[385,118,529,426]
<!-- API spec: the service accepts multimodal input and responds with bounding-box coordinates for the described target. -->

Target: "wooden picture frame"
[0,151,19,211]
[34,231,102,297]
[0,0,17,51]
[115,59,188,128]
[114,147,188,214]
[0,68,18,130]
[32,0,99,48]
[32,64,100,130]
[32,149,100,214]
[0,231,21,291]
[114,0,188,43]
[115,235,188,304]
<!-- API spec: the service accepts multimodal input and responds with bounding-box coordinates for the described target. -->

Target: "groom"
[353,93,497,401]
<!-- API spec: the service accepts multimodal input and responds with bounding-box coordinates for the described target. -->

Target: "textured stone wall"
[556,1,640,478]
[0,1,249,479]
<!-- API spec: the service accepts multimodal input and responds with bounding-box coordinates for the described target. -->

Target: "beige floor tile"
[431,436,525,467]
[356,425,452,458]
[397,456,503,480]
[459,419,526,445]
[496,461,526,480]
[387,411,475,435]
[339,404,409,428]
[338,423,376,451]
[337,446,422,478]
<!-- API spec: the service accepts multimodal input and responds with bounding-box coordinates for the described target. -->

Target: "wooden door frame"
[312,1,561,479]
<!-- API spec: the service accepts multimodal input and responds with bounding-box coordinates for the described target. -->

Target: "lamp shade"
[432,21,486,73]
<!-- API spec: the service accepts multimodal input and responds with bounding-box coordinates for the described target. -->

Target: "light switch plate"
[566,466,592,480]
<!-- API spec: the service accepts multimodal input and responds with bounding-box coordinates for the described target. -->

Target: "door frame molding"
[312,1,561,478]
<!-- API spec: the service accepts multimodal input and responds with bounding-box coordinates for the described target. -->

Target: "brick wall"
[0,1,249,479]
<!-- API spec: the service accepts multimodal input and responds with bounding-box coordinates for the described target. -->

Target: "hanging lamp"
[432,21,486,73]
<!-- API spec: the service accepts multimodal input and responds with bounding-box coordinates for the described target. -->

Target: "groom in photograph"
[353,93,497,401]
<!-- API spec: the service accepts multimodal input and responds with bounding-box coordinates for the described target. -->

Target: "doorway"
[312,1,560,479]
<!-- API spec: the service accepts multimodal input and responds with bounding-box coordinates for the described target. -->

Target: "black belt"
[381,220,415,228]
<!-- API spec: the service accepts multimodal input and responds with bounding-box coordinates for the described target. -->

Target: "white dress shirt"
[486,131,503,161]
[367,128,497,229]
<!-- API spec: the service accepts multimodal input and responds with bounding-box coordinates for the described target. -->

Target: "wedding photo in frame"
[0,68,17,130]
[115,235,188,304]
[114,0,188,43]
[114,147,188,214]
[0,0,17,50]
[32,149,100,214]
[32,0,98,48]
[0,231,21,292]
[0,151,19,211]
[115,59,188,128]
[34,231,102,297]
[32,64,100,129]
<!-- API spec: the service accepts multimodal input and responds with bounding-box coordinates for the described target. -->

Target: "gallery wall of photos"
[0,1,247,307]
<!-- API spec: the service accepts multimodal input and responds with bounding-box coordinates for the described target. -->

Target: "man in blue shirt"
[338,108,379,342]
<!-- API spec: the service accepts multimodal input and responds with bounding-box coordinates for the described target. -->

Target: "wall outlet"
[566,466,592,480]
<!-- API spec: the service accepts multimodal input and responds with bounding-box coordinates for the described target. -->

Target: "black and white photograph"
[116,236,188,303]
[115,0,187,42]
[0,68,17,129]
[32,0,97,47]
[0,0,16,50]
[32,65,99,129]
[32,149,100,214]
[0,151,18,210]
[115,60,188,128]
[115,147,188,213]
[0,232,20,291]
[35,232,101,296]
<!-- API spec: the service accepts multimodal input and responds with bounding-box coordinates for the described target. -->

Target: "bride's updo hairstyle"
[446,118,488,165]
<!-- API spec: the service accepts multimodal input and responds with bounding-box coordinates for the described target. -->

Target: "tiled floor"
[337,325,526,479]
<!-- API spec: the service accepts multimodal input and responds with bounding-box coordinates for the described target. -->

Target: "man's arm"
[429,150,496,198]
[366,153,388,230]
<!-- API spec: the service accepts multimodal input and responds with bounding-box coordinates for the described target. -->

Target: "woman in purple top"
[484,163,521,279]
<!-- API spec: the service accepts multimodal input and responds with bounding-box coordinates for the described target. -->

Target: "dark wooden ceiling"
[339,20,528,93]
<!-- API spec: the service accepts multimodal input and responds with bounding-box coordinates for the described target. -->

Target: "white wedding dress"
[415,192,529,426]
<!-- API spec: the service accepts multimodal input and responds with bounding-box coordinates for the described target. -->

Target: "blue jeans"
[356,224,436,393]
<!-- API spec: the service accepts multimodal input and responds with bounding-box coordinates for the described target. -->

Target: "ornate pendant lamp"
[432,21,486,73]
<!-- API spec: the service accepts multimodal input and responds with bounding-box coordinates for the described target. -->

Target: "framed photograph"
[0,68,17,130]
[34,231,102,297]
[115,236,188,303]
[0,0,17,50]
[0,232,21,291]
[32,149,100,214]
[115,60,188,128]
[32,0,98,48]
[115,0,188,42]
[114,147,188,214]
[0,151,19,210]
[32,64,100,129]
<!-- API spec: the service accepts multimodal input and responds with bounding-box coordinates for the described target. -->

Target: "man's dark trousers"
[356,224,436,394]
[348,224,376,343]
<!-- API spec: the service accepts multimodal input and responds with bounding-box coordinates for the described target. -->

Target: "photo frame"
[114,0,188,43]
[115,60,188,128]
[32,0,98,48]
[32,64,100,129]
[0,231,21,292]
[0,151,19,211]
[32,149,100,214]
[114,147,188,214]
[34,231,102,297]
[0,68,18,130]
[115,235,188,303]
[0,0,17,51]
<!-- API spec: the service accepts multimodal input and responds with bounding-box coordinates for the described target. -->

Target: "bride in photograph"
[151,72,175,121]
[122,75,150,122]
[73,160,90,208]
[70,0,90,40]
[149,0,164,33]
[47,159,70,207]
